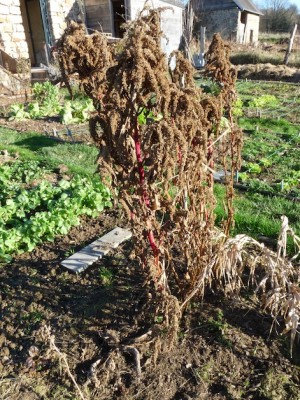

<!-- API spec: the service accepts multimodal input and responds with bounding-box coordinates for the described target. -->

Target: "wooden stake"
[284,24,298,65]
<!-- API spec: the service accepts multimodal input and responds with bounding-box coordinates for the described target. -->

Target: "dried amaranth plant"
[57,9,241,317]
[57,6,300,357]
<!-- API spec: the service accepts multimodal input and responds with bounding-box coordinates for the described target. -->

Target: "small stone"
[35,292,43,301]
[28,346,39,358]
[0,334,6,347]
[1,347,10,357]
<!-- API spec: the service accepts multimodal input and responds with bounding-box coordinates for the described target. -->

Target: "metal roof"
[233,0,263,15]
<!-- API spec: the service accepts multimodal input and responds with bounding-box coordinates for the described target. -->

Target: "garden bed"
[0,127,299,400]
[1,208,300,400]
[0,70,300,399]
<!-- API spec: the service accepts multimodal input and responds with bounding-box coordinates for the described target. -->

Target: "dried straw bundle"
[182,216,300,352]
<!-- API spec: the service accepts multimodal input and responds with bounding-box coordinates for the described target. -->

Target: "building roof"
[233,0,263,15]
[161,0,185,9]
[198,0,263,16]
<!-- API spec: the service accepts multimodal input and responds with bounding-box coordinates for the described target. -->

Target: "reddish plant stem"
[148,229,159,260]
[133,123,159,262]
[207,137,214,187]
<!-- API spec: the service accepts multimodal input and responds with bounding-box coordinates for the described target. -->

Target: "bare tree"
[259,0,298,32]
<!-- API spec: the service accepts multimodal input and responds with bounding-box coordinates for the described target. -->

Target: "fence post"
[199,26,206,67]
[284,24,298,65]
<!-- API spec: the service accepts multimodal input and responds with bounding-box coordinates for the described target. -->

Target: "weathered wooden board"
[61,227,132,273]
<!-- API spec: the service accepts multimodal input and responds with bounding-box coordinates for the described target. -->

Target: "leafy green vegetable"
[248,95,279,109]
[8,81,94,124]
[9,104,30,121]
[0,161,112,262]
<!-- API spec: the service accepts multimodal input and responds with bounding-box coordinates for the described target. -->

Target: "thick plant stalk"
[133,123,150,207]
[133,121,160,277]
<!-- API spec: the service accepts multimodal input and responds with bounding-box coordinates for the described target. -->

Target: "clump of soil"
[237,63,300,82]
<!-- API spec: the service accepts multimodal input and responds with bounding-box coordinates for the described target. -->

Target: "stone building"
[0,0,183,71]
[195,0,263,44]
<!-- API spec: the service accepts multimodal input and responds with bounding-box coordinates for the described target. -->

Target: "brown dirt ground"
[0,94,91,144]
[0,113,91,144]
[0,191,300,400]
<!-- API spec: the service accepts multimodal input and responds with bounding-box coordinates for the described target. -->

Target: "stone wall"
[0,0,84,68]
[48,0,84,41]
[0,65,25,93]
[200,8,260,44]
[0,0,29,60]
[201,9,240,42]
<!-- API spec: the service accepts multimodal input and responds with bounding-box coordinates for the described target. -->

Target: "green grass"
[215,80,300,246]
[0,127,98,176]
[233,82,300,198]
[231,51,283,66]
[239,118,300,173]
[237,81,300,99]
[258,32,290,42]
[214,184,300,241]
[39,143,98,176]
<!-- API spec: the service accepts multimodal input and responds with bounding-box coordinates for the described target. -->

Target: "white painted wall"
[129,0,183,56]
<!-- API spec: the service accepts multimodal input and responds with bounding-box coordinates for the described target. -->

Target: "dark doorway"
[240,11,247,24]
[20,0,47,66]
[111,0,126,38]
[250,29,254,43]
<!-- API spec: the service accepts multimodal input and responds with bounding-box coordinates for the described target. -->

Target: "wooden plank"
[61,227,132,273]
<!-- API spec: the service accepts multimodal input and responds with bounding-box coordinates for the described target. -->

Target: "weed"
[98,266,114,286]
[27,311,44,324]
[206,309,233,348]
[195,361,213,383]
[259,368,293,400]
[64,248,75,257]
[57,13,242,332]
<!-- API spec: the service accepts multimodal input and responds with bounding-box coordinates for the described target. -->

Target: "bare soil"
[0,206,300,399]
[237,64,300,82]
